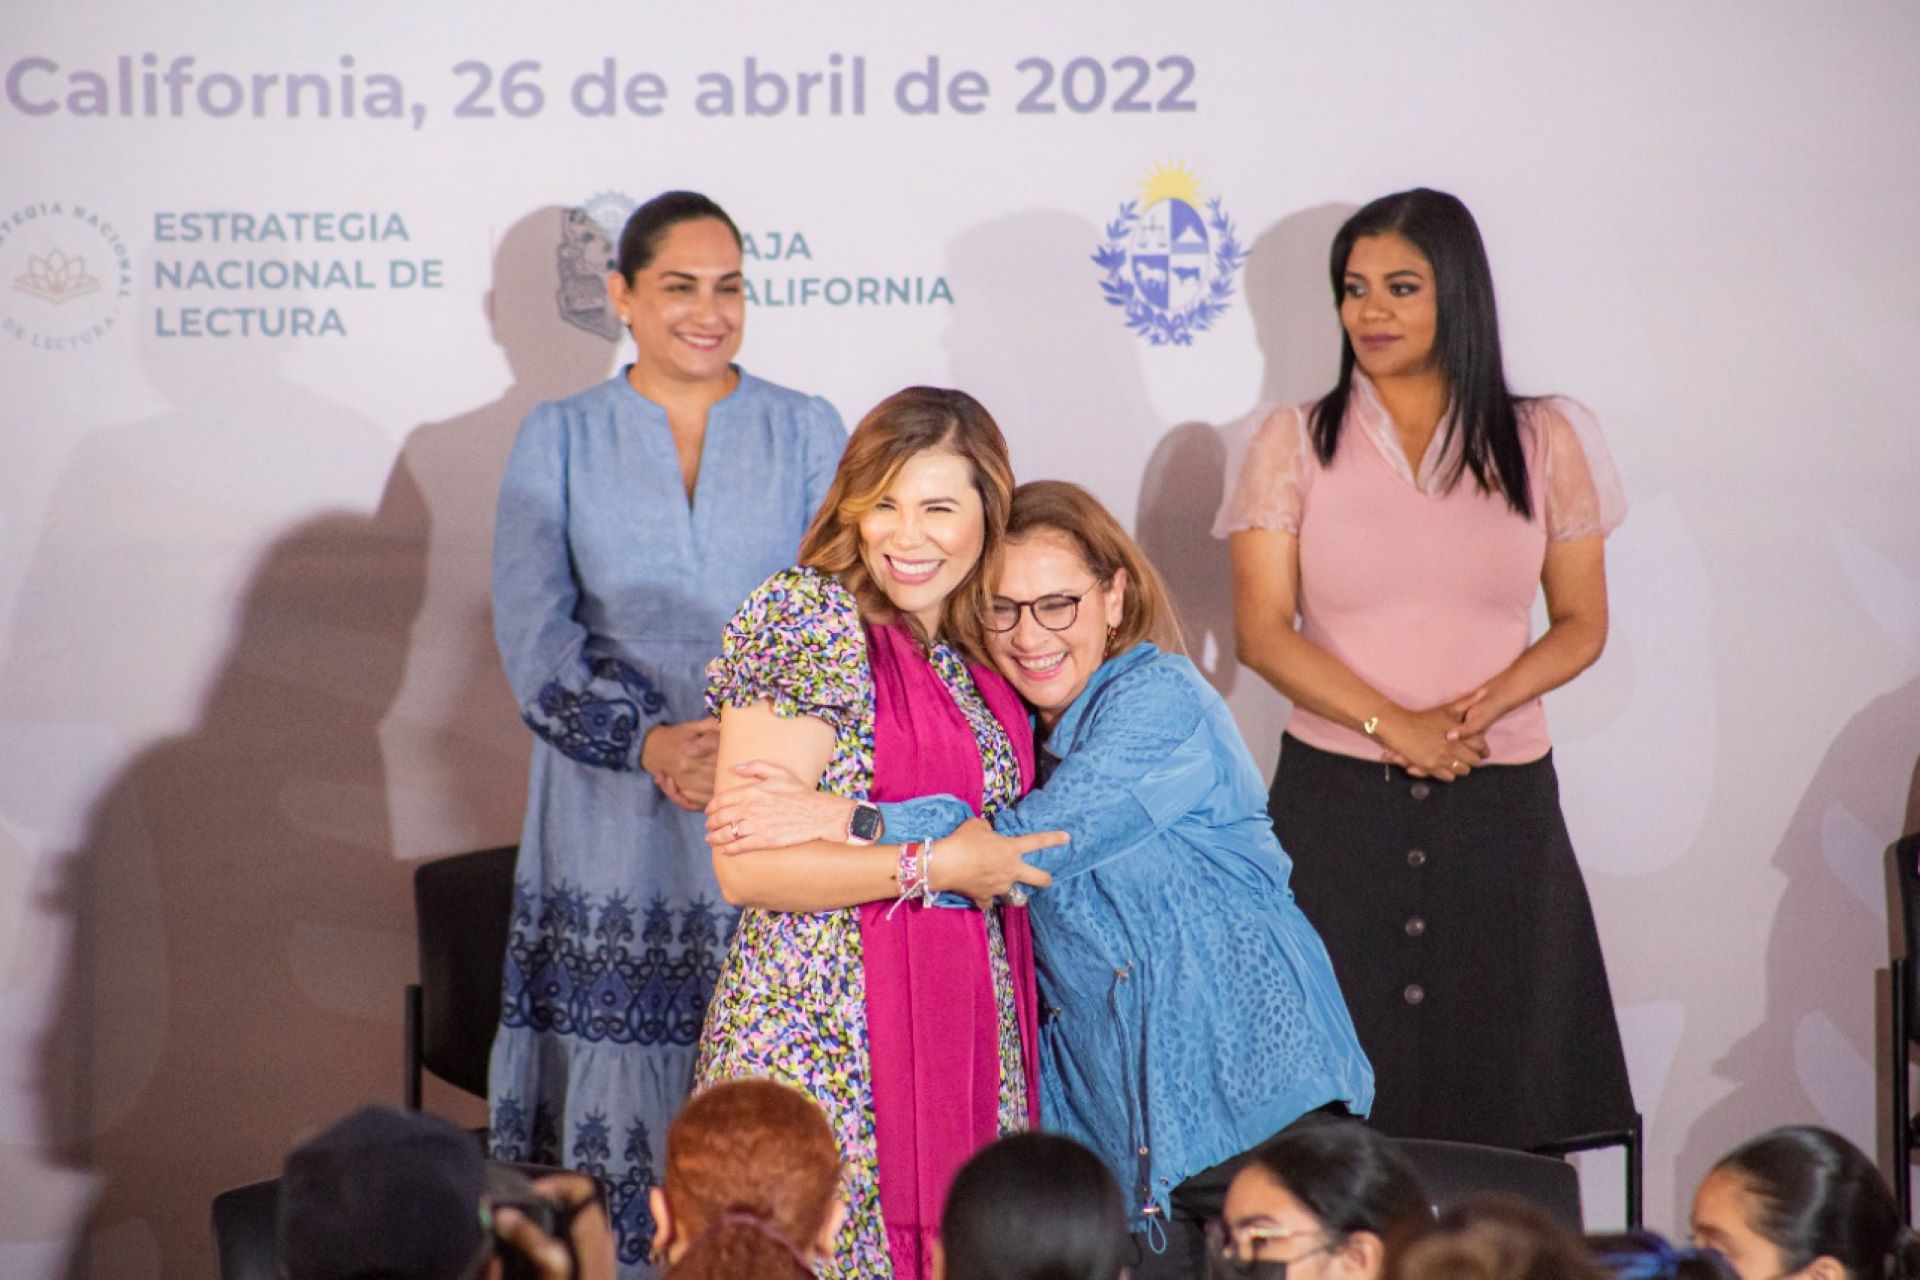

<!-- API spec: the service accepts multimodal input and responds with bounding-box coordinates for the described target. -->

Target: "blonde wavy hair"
[799,386,1013,661]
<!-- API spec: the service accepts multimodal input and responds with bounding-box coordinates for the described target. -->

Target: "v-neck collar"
[1349,371,1462,495]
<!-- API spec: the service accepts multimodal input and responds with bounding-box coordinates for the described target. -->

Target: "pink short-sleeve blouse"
[1213,373,1625,765]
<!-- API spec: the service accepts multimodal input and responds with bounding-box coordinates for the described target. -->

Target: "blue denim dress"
[485,369,843,1273]
[881,644,1373,1228]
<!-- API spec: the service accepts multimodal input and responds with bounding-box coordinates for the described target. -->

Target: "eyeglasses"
[985,584,1101,633]
[1204,1221,1339,1280]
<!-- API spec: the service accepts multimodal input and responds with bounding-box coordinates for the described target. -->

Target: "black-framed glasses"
[1204,1221,1339,1280]
[985,585,1100,633]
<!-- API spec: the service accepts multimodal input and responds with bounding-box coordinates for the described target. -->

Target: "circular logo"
[1094,165,1247,347]
[0,200,132,352]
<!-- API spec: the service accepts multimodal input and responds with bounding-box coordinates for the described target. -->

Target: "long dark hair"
[1309,187,1533,519]
[1244,1118,1432,1242]
[941,1133,1129,1280]
[1713,1126,1919,1280]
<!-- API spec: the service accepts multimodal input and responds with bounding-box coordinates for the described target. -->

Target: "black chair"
[1529,1113,1643,1229]
[1890,832,1920,1220]
[211,1177,280,1280]
[1393,1137,1584,1233]
[405,845,520,1109]
[211,1160,587,1280]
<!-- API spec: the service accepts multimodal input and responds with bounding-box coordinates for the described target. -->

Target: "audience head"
[938,1132,1129,1280]
[800,386,1013,656]
[650,1078,843,1280]
[1214,1118,1431,1280]
[1692,1125,1916,1280]
[276,1105,490,1280]
[985,480,1182,725]
[1588,1232,1740,1280]
[1386,1196,1605,1280]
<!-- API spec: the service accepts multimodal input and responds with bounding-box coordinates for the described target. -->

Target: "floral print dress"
[696,567,1028,1280]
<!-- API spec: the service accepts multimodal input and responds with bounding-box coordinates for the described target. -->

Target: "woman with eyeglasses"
[709,481,1373,1280]
[1211,1119,1429,1280]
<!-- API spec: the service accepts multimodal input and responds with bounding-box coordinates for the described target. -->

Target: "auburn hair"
[1004,480,1185,655]
[798,386,1013,661]
[661,1079,841,1280]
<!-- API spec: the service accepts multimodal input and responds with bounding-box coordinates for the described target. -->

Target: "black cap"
[277,1105,487,1280]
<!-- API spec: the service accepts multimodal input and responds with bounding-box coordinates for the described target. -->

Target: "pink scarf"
[858,622,1040,1280]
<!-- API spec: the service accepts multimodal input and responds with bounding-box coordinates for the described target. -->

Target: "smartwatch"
[847,802,884,846]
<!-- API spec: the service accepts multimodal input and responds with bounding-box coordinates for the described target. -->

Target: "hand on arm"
[707,758,1061,907]
[706,759,857,853]
[925,817,1058,910]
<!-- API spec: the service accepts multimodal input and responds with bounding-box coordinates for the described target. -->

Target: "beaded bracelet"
[887,840,931,920]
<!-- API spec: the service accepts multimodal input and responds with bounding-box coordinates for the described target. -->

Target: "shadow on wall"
[1136,202,1353,700]
[375,205,619,855]
[1672,676,1920,1222]
[937,204,1350,705]
[33,513,422,1280]
[6,205,616,1280]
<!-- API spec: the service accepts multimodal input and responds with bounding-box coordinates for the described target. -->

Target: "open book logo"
[15,247,102,304]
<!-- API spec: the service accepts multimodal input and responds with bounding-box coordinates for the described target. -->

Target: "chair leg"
[1895,960,1911,1224]
[1625,1112,1643,1230]
[404,983,424,1111]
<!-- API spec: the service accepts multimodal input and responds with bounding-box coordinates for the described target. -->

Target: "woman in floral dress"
[695,387,1061,1280]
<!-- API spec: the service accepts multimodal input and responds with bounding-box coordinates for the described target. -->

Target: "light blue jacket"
[881,644,1373,1228]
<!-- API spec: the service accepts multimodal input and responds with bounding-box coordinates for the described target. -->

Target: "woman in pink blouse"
[1217,188,1633,1151]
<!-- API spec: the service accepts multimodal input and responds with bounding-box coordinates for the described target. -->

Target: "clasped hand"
[1377,688,1500,782]
[642,718,720,811]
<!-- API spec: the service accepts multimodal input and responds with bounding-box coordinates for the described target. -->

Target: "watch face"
[849,804,883,843]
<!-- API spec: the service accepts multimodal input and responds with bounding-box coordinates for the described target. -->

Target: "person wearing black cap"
[277,1105,614,1280]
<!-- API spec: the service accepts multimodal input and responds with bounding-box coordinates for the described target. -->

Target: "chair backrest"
[415,845,520,1098]
[1392,1137,1584,1232]
[1895,833,1920,1036]
[211,1177,281,1280]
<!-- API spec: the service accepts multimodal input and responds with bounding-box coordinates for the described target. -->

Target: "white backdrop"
[3,2,1918,1276]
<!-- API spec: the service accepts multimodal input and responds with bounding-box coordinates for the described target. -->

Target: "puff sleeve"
[1212,403,1313,538]
[705,567,867,732]
[1533,397,1627,541]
